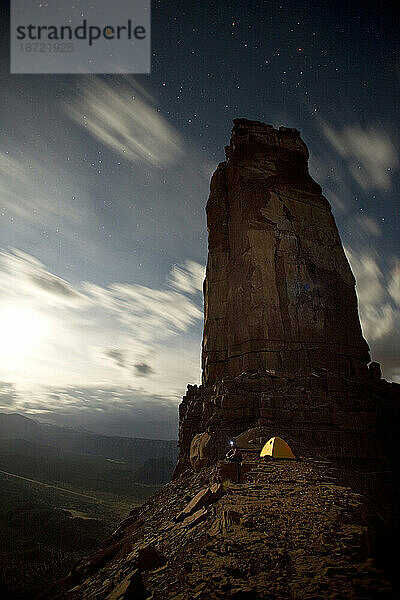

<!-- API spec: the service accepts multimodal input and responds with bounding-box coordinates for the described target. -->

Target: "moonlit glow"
[0,305,47,369]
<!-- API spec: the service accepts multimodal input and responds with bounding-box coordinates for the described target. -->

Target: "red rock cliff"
[202,118,370,386]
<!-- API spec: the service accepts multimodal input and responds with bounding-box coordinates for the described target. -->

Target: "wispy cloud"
[0,249,88,307]
[0,149,87,223]
[134,362,155,377]
[66,78,184,168]
[0,381,18,407]
[0,79,211,295]
[0,249,204,402]
[104,348,127,369]
[168,260,205,294]
[388,261,400,307]
[320,122,398,192]
[355,215,382,237]
[346,247,400,381]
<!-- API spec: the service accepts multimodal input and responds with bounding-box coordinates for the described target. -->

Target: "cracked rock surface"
[202,118,370,386]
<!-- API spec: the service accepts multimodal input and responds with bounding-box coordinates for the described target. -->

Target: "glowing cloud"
[66,78,184,168]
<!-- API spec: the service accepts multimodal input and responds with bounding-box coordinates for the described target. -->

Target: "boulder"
[107,569,149,600]
[180,506,208,529]
[176,483,223,521]
[137,543,166,571]
[189,430,229,471]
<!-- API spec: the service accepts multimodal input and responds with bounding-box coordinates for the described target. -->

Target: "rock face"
[175,119,400,476]
[203,118,369,385]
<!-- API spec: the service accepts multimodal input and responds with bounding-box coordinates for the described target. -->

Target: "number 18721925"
[20,43,74,52]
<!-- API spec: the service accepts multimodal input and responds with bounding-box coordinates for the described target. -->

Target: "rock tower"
[203,119,370,385]
[174,119,399,476]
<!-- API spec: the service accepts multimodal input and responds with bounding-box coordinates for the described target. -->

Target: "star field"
[0,0,398,434]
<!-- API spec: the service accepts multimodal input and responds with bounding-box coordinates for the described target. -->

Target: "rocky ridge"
[40,454,396,599]
[175,364,400,476]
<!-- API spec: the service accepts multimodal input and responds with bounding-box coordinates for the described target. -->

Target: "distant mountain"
[132,456,175,485]
[0,413,178,467]
[0,413,41,438]
[0,437,170,494]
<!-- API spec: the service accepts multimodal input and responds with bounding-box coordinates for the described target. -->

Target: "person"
[225,439,243,463]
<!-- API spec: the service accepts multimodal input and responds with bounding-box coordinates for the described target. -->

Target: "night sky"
[0,1,399,438]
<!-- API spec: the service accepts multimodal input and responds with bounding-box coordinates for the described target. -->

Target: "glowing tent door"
[260,437,295,459]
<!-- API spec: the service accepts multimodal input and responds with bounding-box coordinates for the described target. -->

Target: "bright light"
[0,305,47,369]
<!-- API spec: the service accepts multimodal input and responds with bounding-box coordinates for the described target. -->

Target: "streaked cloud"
[0,149,87,223]
[104,348,127,369]
[15,385,178,440]
[168,260,205,294]
[346,246,387,335]
[65,78,184,168]
[0,248,204,404]
[0,79,211,298]
[355,215,382,237]
[0,249,88,307]
[345,247,400,381]
[0,381,18,407]
[323,190,347,213]
[134,362,155,377]
[320,122,398,191]
[388,261,400,307]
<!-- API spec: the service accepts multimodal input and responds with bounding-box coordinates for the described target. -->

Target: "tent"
[260,436,295,459]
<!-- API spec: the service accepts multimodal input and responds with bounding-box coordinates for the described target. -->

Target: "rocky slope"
[40,454,397,599]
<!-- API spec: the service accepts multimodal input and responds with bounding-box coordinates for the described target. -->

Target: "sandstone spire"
[202,118,370,386]
[174,120,392,475]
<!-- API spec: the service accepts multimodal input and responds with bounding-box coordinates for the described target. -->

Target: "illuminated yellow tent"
[260,436,295,459]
